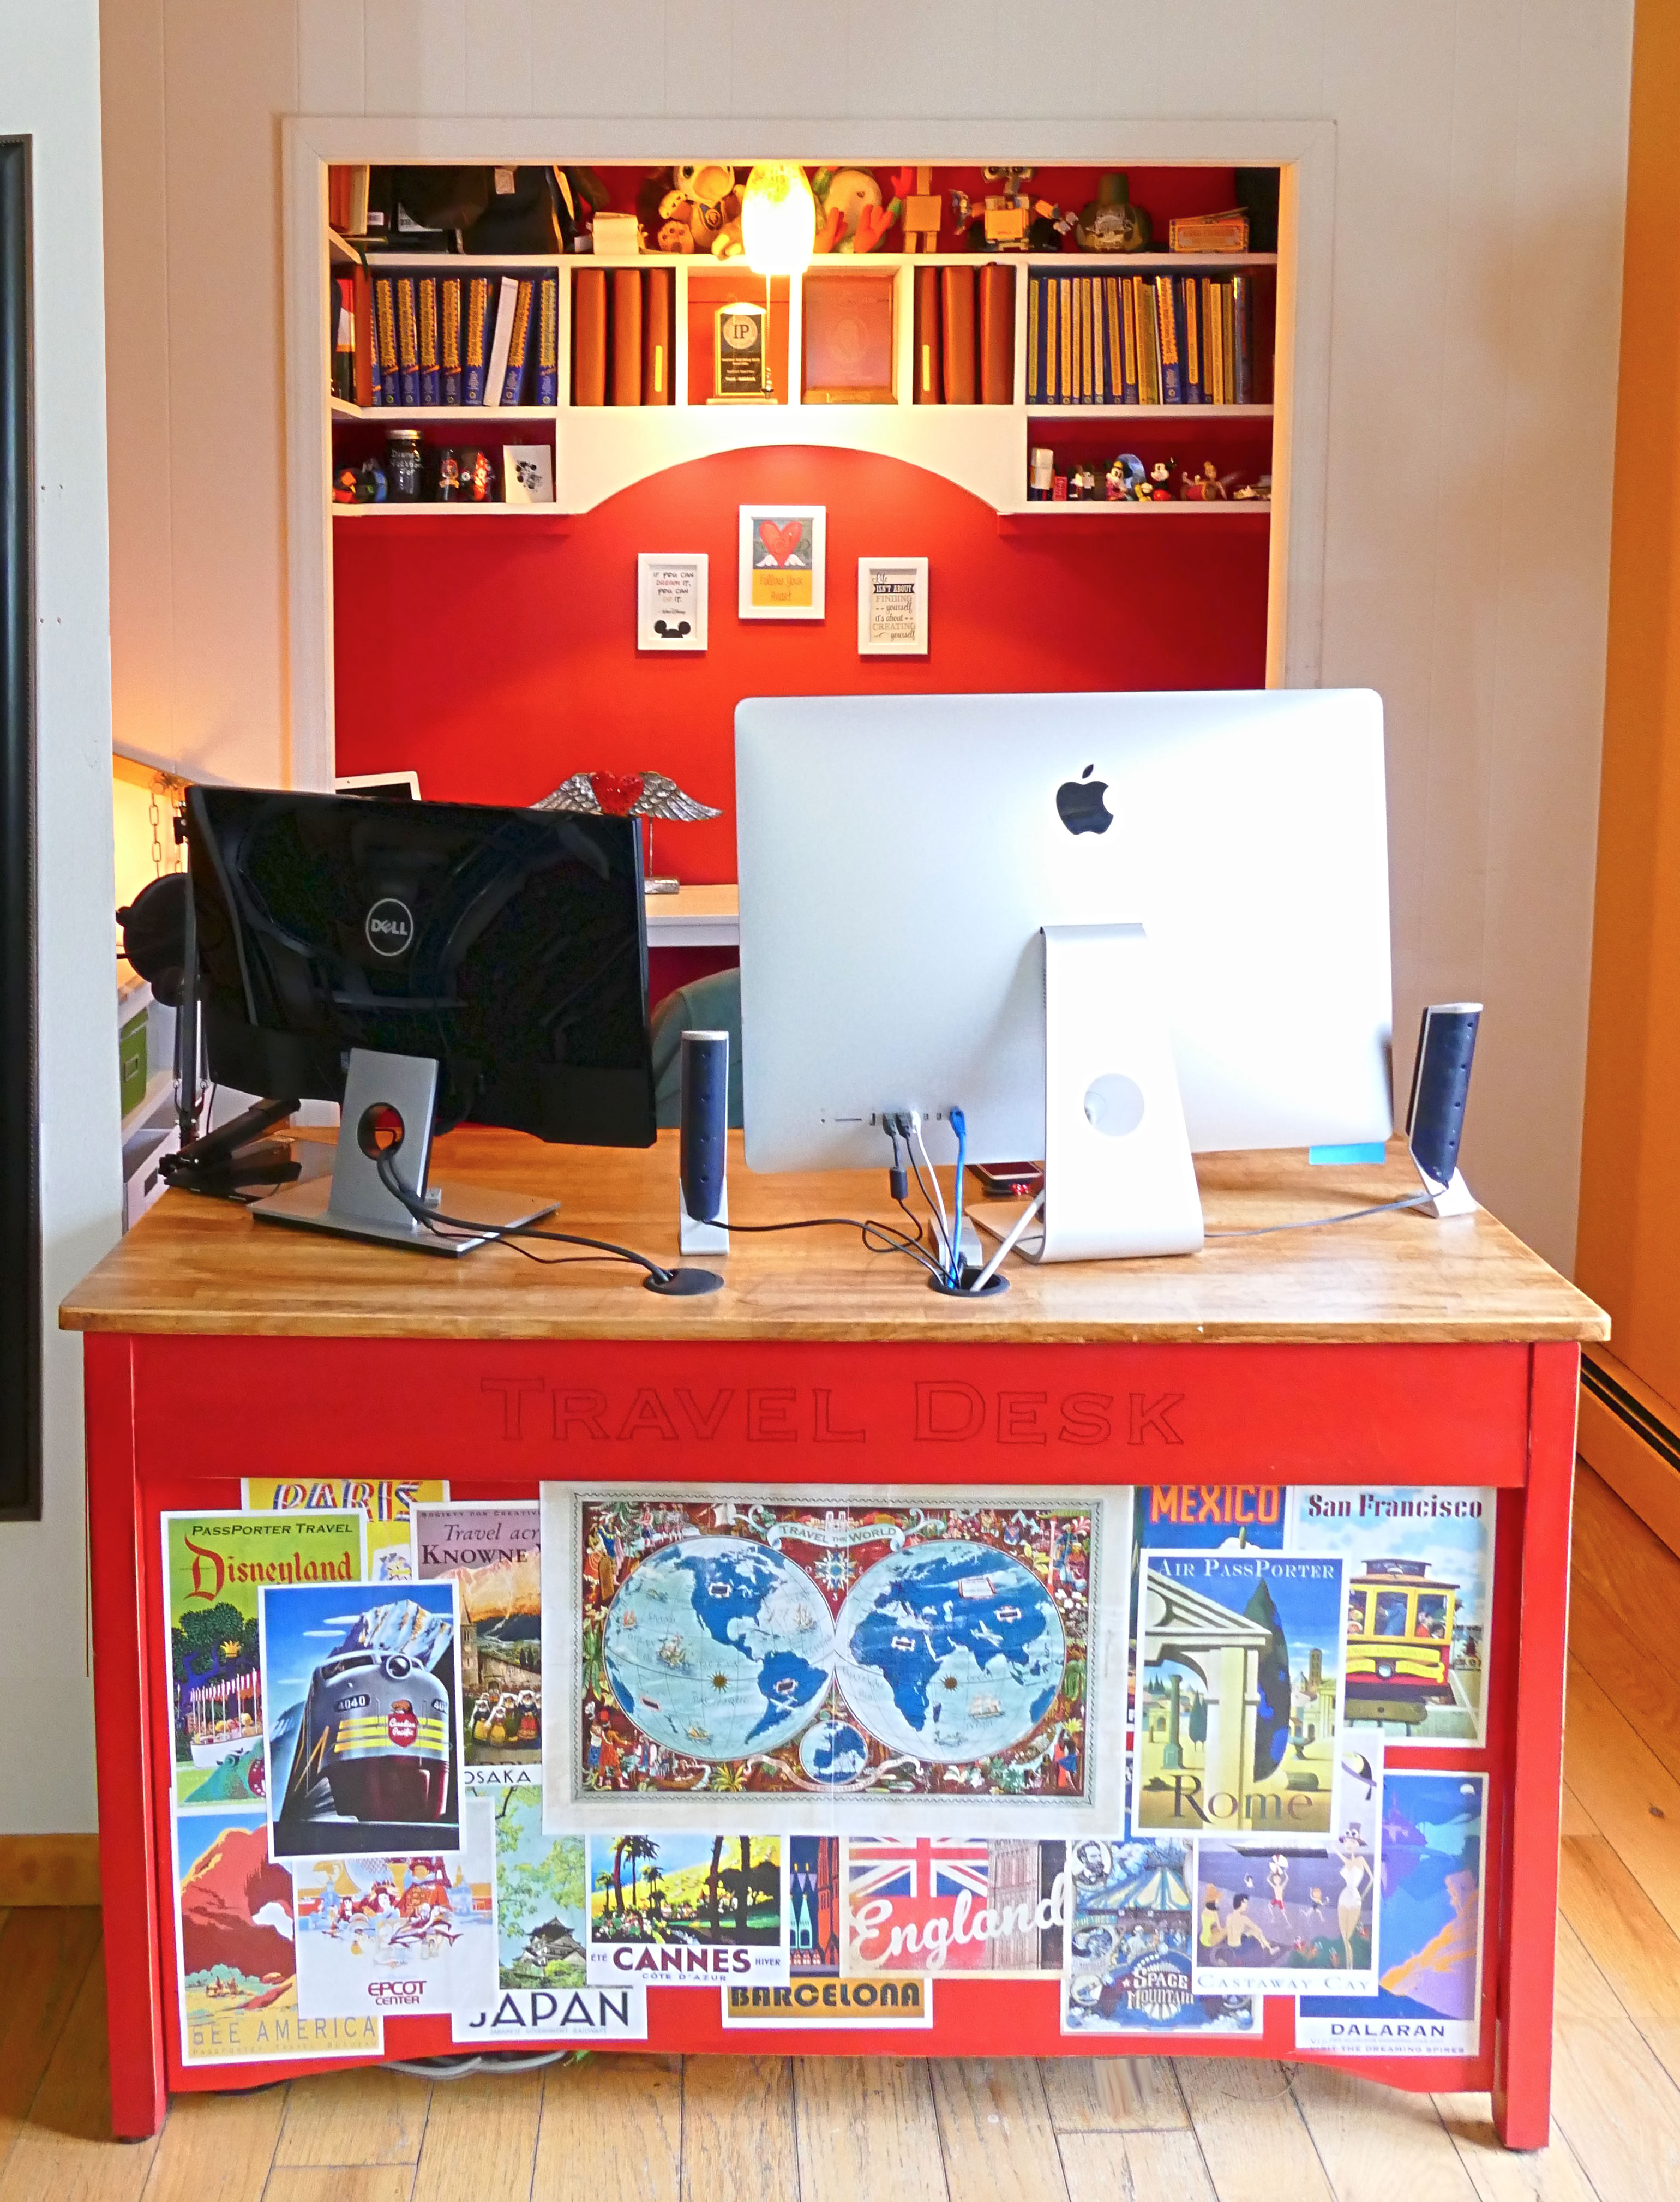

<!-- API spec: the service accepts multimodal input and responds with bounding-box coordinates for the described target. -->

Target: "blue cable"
[950,1107,967,1287]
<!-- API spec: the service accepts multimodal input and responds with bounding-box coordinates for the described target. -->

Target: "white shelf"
[1003,499,1271,516]
[328,394,359,420]
[121,1070,175,1144]
[332,501,565,517]
[327,227,362,267]
[333,404,558,422]
[363,251,566,269]
[1026,403,1273,419]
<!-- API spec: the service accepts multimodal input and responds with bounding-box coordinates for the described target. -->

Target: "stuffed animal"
[645,162,745,256]
[812,167,901,254]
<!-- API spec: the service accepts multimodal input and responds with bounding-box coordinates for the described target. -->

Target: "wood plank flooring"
[2,1462,1677,2202]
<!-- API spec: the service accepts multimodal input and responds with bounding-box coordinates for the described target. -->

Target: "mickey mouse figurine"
[1148,459,1177,502]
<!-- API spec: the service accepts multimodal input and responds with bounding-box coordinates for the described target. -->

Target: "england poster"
[1059,1837,1257,2038]
[1296,1770,1487,2056]
[1190,1749,1382,1996]
[164,1509,365,1811]
[1286,1485,1494,1745]
[842,1835,1067,1976]
[412,1502,542,1789]
[1133,1551,1348,1844]
[171,1807,381,2066]
[260,1580,464,1861]
[584,1831,790,1987]
[243,1477,448,1583]
[542,1483,1129,1835]
[291,1798,496,2020]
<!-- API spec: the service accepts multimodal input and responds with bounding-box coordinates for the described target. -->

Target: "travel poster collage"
[161,1475,1494,2059]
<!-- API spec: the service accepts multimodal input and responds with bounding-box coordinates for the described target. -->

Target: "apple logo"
[1055,764,1113,836]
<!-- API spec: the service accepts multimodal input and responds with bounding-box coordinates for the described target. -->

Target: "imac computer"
[736,688,1395,1265]
[178,786,658,1254]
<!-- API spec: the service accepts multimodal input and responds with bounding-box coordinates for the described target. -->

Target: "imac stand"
[1031,923,1204,1263]
[254,1048,556,1256]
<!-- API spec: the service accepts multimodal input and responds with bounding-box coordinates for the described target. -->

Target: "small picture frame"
[501,443,554,504]
[637,553,709,652]
[739,505,826,621]
[857,555,929,656]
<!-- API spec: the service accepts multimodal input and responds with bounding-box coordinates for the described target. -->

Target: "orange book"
[642,269,673,404]
[979,263,1015,405]
[610,268,643,406]
[572,268,606,406]
[940,266,977,405]
[914,266,942,403]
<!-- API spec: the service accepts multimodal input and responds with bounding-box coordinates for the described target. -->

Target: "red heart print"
[758,518,804,566]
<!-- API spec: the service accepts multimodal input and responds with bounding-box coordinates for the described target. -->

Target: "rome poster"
[542,1485,1131,1837]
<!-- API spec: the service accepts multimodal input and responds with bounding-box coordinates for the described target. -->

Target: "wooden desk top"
[58,1131,1607,1347]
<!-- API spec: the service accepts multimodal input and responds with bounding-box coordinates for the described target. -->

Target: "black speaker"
[1406,1003,1481,1190]
[679,1030,729,1225]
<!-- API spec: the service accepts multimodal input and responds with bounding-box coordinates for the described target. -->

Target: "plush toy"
[645,162,745,257]
[812,167,901,254]
[1148,458,1178,502]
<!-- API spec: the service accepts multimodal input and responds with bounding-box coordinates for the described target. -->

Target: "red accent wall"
[334,443,1270,888]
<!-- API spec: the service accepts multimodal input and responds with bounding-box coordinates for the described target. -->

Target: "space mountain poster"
[541,1485,1131,1836]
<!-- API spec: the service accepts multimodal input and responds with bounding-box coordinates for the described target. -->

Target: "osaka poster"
[542,1485,1130,1835]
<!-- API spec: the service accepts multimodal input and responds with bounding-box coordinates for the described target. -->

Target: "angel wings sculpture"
[535,769,721,823]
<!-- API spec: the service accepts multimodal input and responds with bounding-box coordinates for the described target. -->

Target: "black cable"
[374,1149,675,1281]
[718,1210,945,1279]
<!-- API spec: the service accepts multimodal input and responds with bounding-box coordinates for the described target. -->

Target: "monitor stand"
[1031,923,1205,1263]
[254,1048,556,1257]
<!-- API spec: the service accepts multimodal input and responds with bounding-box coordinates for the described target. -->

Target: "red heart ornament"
[587,771,646,815]
[758,518,805,567]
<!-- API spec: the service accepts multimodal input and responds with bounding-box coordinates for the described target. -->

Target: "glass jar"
[385,428,424,503]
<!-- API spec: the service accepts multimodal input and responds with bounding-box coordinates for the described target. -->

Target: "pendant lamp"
[741,161,817,278]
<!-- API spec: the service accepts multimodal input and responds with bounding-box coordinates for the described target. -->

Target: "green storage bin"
[119,1006,149,1121]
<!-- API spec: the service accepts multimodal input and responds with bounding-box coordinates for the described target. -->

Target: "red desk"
[59,1132,1606,2145]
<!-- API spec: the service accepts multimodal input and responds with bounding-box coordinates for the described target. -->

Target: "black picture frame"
[0,137,39,1521]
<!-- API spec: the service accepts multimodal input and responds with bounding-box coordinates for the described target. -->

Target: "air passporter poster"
[542,1485,1130,1837]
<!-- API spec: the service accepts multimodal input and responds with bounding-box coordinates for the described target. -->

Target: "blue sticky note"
[1308,1143,1387,1166]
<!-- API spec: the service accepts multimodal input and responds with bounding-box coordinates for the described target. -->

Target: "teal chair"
[650,966,743,1129]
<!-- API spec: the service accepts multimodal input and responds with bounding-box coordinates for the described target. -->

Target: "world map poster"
[542,1485,1130,1836]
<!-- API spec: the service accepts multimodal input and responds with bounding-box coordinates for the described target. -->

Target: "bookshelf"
[328,247,1275,523]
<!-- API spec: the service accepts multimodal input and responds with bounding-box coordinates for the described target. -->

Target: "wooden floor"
[3,1463,1678,2202]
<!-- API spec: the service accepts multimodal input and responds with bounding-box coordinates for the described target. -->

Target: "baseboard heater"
[1580,1353,1680,1475]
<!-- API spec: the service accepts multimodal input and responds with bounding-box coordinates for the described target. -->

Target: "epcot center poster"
[541,1486,1131,1837]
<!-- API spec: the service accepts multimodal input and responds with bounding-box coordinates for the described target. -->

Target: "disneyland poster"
[171,1807,380,2066]
[1286,1486,1495,1745]
[1059,1837,1258,2038]
[260,1579,464,1861]
[1296,1770,1488,2056]
[243,1476,449,1583]
[1132,1551,1348,1844]
[583,1832,790,1987]
[291,1798,496,2020]
[842,1836,1067,1976]
[412,1502,542,1790]
[163,1509,365,1811]
[542,1484,1130,1837]
[1190,1748,1383,1997]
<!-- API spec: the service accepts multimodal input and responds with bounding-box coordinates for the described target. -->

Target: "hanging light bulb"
[741,161,817,278]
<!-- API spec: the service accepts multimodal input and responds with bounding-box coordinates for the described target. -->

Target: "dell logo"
[365,898,414,957]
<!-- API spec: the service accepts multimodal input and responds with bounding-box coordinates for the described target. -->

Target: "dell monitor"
[186,785,656,1148]
[736,689,1394,1256]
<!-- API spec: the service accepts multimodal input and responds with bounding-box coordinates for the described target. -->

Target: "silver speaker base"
[252,1174,557,1258]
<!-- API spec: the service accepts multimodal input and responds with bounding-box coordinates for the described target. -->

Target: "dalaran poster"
[1059,1837,1256,2038]
[411,1502,541,1791]
[243,1478,448,1583]
[171,1808,380,2066]
[260,1581,464,1862]
[163,1510,365,1810]
[1132,1552,1348,1844]
[1286,1486,1495,1745]
[1295,1770,1487,2056]
[542,1484,1130,1836]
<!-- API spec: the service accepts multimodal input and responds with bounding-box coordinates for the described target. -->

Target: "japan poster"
[543,1484,1129,1836]
[1133,1552,1348,1844]
[164,1509,365,1810]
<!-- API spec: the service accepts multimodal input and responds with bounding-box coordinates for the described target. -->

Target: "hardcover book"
[417,275,440,406]
[441,275,463,406]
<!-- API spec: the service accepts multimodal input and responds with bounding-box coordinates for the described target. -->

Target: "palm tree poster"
[542,1484,1132,1839]
[1133,1551,1349,1843]
[411,1503,542,1789]
[1189,1748,1383,1997]
[583,1833,790,1985]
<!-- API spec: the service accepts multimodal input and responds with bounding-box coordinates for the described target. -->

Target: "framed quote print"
[739,504,826,621]
[857,556,929,655]
[638,553,709,651]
